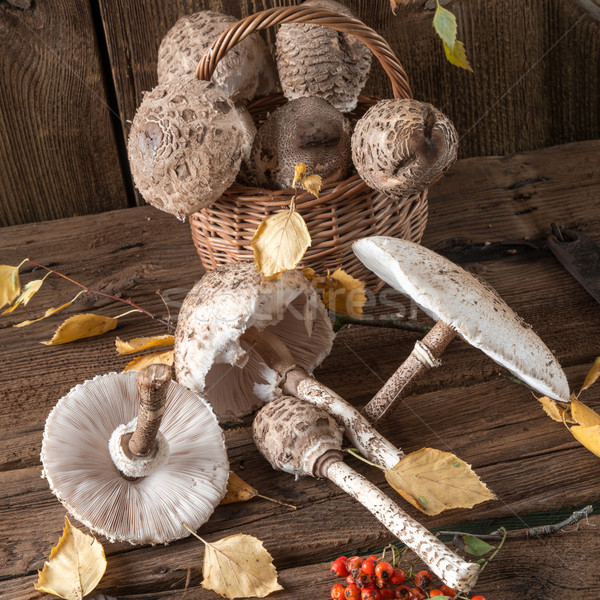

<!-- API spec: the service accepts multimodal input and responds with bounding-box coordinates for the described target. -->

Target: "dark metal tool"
[547,224,600,304]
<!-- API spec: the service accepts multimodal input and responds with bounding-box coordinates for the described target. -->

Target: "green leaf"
[462,534,495,557]
[433,3,457,49]
[443,39,473,72]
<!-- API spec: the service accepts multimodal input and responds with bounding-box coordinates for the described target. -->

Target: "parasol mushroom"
[41,365,229,544]
[352,236,570,423]
[253,396,480,592]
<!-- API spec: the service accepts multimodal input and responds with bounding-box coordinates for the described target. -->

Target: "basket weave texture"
[189,6,428,289]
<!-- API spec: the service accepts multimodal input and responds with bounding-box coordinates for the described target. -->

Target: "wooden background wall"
[1,0,598,226]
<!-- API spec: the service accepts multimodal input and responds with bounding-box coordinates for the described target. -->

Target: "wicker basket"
[189,6,428,289]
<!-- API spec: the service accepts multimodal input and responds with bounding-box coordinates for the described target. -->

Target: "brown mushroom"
[242,97,352,189]
[253,396,480,592]
[352,99,458,197]
[276,0,372,112]
[157,11,277,103]
[127,77,255,219]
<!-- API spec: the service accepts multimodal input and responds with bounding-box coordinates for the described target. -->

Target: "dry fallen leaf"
[570,425,600,457]
[35,517,106,600]
[123,349,174,371]
[292,162,307,187]
[300,174,322,198]
[304,268,367,317]
[537,395,575,424]
[220,471,258,505]
[115,334,175,355]
[14,291,84,328]
[581,357,600,392]
[385,447,495,516]
[571,397,600,427]
[201,533,283,599]
[3,274,48,314]
[42,314,118,345]
[0,264,21,309]
[251,208,311,279]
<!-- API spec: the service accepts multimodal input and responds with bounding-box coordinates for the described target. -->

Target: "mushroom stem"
[362,320,456,423]
[129,364,172,456]
[324,457,479,592]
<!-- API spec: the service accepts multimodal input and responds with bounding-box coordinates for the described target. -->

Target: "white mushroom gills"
[353,236,571,422]
[253,397,479,591]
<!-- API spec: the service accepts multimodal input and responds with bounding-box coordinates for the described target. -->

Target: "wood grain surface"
[1,140,599,598]
[0,0,128,226]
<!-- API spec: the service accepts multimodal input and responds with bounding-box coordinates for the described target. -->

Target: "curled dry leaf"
[35,517,106,600]
[0,264,21,309]
[3,274,48,314]
[42,314,118,345]
[251,208,311,279]
[385,447,495,516]
[581,357,600,392]
[115,334,175,355]
[220,471,258,505]
[201,533,283,599]
[570,425,600,457]
[292,162,307,187]
[570,397,600,427]
[123,349,174,371]
[14,291,85,328]
[537,395,575,424]
[300,174,322,198]
[304,268,366,317]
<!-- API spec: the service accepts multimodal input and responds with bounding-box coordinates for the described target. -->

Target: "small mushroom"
[276,0,372,112]
[353,236,570,422]
[157,11,277,103]
[253,396,480,592]
[242,97,352,189]
[127,77,256,218]
[352,99,458,197]
[41,365,229,544]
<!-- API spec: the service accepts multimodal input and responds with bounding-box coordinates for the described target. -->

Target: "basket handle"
[194,5,412,100]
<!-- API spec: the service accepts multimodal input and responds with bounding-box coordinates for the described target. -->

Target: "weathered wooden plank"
[0,1,128,226]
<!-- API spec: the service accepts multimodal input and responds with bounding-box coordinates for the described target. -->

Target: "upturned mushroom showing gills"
[352,99,458,197]
[253,397,480,591]
[127,77,255,219]
[276,0,372,112]
[242,97,352,189]
[157,11,277,103]
[41,365,229,545]
[353,237,570,422]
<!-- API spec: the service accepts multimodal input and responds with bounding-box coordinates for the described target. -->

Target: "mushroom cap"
[242,97,352,189]
[127,77,256,218]
[157,11,277,103]
[353,236,570,402]
[352,99,458,197]
[276,0,372,112]
[252,396,343,478]
[41,372,229,545]
[174,262,335,422]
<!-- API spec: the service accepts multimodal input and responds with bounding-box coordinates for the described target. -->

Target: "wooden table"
[2,140,600,599]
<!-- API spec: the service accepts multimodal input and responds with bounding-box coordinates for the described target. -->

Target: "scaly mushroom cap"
[352,99,458,197]
[242,97,352,189]
[174,262,335,421]
[276,0,372,112]
[353,237,570,402]
[128,78,256,218]
[157,11,277,103]
[41,372,229,545]
[252,396,343,478]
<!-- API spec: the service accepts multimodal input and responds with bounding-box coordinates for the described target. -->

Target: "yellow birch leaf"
[570,425,600,457]
[42,314,118,345]
[251,208,311,279]
[220,471,258,505]
[202,533,283,599]
[571,397,600,427]
[13,291,84,328]
[300,174,322,198]
[443,40,473,72]
[0,264,21,309]
[433,3,457,49]
[322,268,367,318]
[115,334,175,355]
[385,447,495,516]
[123,349,174,371]
[3,276,47,314]
[34,516,106,600]
[537,395,575,424]
[292,162,307,187]
[581,357,600,392]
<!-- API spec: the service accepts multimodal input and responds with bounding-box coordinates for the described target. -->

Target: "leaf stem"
[256,494,297,510]
[182,522,208,546]
[346,448,386,471]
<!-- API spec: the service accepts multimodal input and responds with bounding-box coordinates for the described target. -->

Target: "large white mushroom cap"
[41,372,229,545]
[174,262,335,422]
[353,237,570,402]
